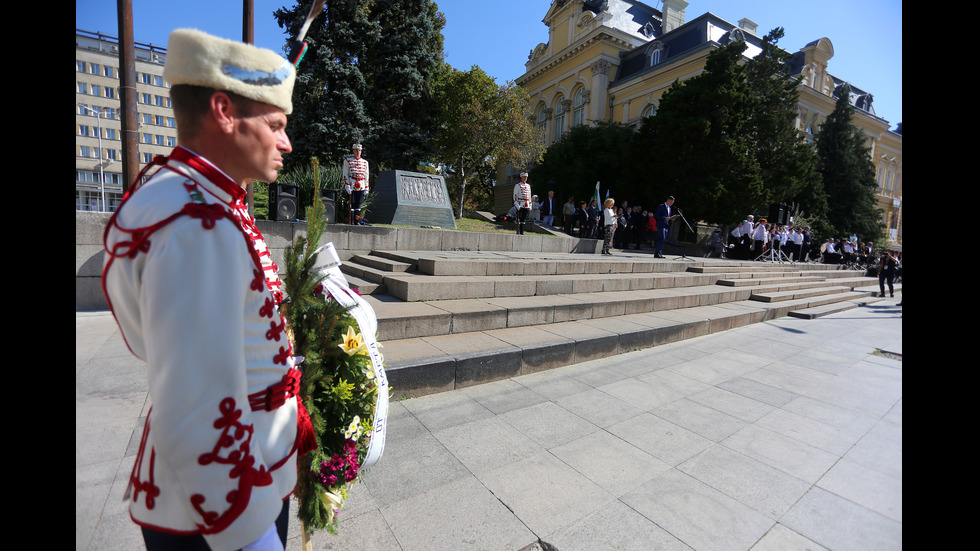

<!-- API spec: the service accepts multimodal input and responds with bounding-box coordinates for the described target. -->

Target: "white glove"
[345,185,352,194]
[242,523,283,551]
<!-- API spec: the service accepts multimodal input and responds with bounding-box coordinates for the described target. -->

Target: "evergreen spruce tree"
[629,31,824,228]
[275,0,377,169]
[743,29,823,217]
[361,0,445,170]
[814,84,883,241]
[274,0,445,171]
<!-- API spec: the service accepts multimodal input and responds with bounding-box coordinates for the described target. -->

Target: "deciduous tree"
[432,65,545,217]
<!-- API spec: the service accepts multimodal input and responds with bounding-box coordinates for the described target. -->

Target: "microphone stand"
[666,207,695,261]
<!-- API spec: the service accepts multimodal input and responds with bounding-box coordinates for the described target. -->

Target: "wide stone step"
[340,262,389,284]
[788,296,882,319]
[378,288,887,399]
[372,266,864,303]
[717,275,828,287]
[378,271,722,302]
[380,300,776,398]
[365,273,881,342]
[334,250,896,400]
[364,250,712,277]
[688,265,803,273]
[750,285,852,303]
[349,253,413,273]
[344,273,386,295]
[800,269,870,279]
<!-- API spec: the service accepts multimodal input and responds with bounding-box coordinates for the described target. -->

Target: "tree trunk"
[456,156,466,219]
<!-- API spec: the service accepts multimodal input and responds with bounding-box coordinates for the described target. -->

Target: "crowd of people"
[509,185,675,254]
[508,183,900,277]
[722,216,814,261]
[718,215,890,268]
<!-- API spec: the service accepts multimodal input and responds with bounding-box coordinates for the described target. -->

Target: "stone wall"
[76,211,601,311]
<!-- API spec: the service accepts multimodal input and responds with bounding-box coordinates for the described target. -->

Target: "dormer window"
[647,42,665,67]
[725,28,746,44]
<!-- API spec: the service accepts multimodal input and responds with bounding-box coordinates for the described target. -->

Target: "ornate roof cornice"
[518,29,635,85]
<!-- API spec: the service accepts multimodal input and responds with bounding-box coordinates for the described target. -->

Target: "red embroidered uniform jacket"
[342,156,369,191]
[102,147,298,551]
[513,182,532,209]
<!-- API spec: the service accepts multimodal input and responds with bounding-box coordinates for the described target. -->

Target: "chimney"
[738,18,759,36]
[662,0,688,34]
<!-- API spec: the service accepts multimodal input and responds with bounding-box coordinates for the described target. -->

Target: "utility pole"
[116,0,139,193]
[243,0,256,217]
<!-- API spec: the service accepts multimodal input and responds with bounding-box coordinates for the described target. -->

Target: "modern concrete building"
[504,0,902,245]
[75,29,175,212]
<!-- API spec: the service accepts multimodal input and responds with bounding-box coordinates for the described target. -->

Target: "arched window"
[536,105,549,144]
[554,96,567,141]
[572,88,588,127]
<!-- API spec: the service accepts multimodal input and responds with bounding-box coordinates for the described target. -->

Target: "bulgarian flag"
[594,181,601,205]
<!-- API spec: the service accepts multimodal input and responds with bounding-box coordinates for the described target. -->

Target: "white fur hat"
[163,28,296,114]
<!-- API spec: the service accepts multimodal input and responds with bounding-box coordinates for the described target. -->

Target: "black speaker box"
[768,203,789,226]
[321,189,337,223]
[269,184,298,221]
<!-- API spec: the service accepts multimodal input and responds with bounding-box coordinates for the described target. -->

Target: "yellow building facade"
[505,0,902,245]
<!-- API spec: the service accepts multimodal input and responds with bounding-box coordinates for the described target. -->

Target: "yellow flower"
[338,326,367,356]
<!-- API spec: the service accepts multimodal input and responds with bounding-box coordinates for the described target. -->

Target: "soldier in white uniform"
[343,143,370,224]
[513,172,532,234]
[101,29,312,551]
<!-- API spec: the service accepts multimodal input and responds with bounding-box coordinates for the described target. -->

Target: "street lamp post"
[79,105,111,211]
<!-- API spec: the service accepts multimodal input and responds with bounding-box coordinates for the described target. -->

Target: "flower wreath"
[281,186,387,536]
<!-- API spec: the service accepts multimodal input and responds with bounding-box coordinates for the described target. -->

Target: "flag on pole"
[594,181,600,206]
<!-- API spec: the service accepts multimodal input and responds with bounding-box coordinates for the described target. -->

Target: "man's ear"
[209,91,237,134]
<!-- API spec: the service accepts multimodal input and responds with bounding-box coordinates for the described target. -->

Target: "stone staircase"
[338,250,898,400]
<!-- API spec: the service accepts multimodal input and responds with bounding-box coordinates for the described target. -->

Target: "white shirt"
[740,220,753,236]
[603,207,616,227]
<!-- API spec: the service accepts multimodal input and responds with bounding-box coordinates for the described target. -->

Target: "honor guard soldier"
[343,143,370,224]
[513,172,532,234]
[101,29,313,551]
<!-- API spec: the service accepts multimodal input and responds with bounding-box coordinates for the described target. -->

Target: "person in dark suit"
[653,196,678,258]
[540,190,556,227]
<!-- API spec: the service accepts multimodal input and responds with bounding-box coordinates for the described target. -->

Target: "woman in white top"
[601,197,617,255]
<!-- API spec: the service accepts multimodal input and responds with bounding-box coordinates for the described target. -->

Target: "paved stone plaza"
[77,294,901,551]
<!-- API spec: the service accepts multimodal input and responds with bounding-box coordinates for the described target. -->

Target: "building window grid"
[77,34,179,213]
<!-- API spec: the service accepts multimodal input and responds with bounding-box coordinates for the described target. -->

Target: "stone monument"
[370,170,456,229]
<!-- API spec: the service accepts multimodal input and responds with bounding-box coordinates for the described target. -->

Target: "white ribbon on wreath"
[311,242,388,468]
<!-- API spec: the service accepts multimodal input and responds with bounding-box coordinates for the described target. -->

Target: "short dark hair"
[169,84,256,138]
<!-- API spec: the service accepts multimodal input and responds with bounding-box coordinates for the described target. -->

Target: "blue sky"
[76,0,901,129]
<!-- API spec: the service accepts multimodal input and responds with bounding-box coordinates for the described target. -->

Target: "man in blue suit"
[653,196,678,258]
